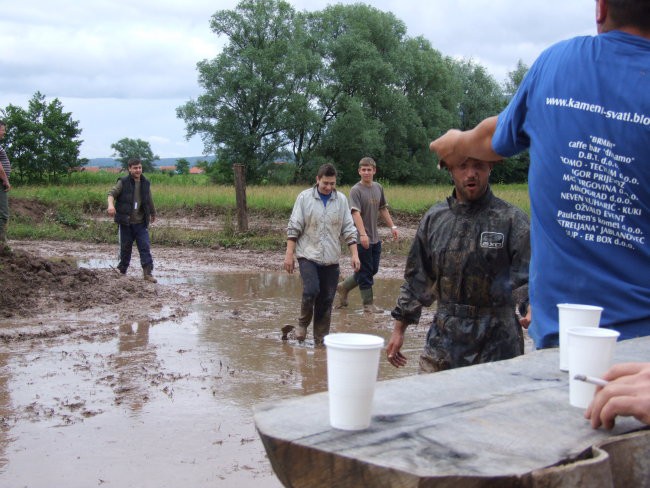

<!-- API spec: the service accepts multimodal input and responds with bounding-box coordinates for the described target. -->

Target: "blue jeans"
[297,258,339,340]
[117,223,153,273]
[356,241,381,289]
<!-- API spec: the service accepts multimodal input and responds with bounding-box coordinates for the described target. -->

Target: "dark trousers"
[355,241,381,289]
[297,258,339,341]
[117,223,153,273]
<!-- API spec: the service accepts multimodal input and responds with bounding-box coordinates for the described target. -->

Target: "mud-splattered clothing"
[287,186,357,265]
[391,187,530,372]
[287,185,357,343]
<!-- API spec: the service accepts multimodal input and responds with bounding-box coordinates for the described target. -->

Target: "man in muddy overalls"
[386,158,530,372]
[284,163,360,345]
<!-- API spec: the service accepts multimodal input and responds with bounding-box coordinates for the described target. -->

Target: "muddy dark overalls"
[392,187,530,373]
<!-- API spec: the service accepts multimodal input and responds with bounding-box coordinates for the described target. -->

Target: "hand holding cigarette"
[584,362,650,430]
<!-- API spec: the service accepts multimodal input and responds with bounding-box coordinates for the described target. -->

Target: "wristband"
[391,226,397,230]
[360,234,367,237]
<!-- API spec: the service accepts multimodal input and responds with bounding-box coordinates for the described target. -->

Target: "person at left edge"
[0,120,13,256]
[284,163,360,345]
[107,158,158,283]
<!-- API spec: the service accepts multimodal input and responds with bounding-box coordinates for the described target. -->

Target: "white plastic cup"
[557,304,603,371]
[324,333,384,430]
[568,327,619,408]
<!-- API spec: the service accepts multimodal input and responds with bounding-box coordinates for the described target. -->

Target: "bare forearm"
[430,116,503,167]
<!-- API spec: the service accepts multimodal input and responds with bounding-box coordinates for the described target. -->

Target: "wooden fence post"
[233,163,248,232]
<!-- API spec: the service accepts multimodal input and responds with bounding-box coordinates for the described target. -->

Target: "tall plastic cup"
[568,327,619,408]
[324,333,384,430]
[557,304,603,371]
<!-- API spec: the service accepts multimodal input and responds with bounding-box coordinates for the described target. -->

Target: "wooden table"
[255,336,650,487]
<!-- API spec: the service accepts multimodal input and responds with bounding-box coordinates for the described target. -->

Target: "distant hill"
[88,156,215,168]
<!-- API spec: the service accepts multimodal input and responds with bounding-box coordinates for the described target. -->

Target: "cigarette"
[573,374,609,387]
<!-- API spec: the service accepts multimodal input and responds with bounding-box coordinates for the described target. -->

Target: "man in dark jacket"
[387,158,530,372]
[107,158,157,283]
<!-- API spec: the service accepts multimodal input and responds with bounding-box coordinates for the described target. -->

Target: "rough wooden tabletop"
[255,336,650,487]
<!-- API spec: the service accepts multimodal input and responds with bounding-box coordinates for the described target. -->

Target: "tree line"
[2,0,529,185]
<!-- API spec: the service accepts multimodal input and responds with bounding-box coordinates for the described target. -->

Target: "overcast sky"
[1,0,597,159]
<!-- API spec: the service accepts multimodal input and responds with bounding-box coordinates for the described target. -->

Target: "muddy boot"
[336,276,357,309]
[360,288,382,314]
[143,265,157,283]
[296,298,313,342]
[313,307,333,346]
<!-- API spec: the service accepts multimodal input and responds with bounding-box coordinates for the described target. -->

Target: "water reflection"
[280,342,328,395]
[111,321,158,413]
[191,272,424,405]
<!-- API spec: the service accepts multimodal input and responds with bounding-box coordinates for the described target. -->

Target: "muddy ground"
[0,211,417,487]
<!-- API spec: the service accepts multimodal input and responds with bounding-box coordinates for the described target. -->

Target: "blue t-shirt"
[493,31,650,348]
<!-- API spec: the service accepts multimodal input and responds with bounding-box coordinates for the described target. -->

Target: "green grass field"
[8,174,530,252]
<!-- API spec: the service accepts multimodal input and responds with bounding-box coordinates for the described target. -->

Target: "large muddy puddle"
[0,266,428,487]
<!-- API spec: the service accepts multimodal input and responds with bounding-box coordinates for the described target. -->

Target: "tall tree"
[493,59,531,183]
[2,92,84,183]
[454,60,505,131]
[177,0,305,181]
[110,138,159,172]
[304,4,459,184]
[503,59,529,100]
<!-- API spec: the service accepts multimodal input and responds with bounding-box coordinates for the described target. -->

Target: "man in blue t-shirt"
[430,0,650,350]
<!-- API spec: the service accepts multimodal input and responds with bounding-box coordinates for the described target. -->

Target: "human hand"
[391,227,398,241]
[386,328,407,368]
[359,234,370,249]
[351,255,360,272]
[585,362,650,429]
[429,130,466,169]
[518,303,531,329]
[284,255,295,274]
[107,206,116,217]
[2,179,10,191]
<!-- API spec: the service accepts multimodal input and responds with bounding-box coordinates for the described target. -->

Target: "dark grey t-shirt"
[349,181,387,244]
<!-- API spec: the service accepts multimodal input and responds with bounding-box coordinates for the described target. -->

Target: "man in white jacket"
[284,163,360,345]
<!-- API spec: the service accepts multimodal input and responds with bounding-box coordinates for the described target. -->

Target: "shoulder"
[491,196,529,222]
[334,189,348,203]
[421,201,449,223]
[349,183,362,195]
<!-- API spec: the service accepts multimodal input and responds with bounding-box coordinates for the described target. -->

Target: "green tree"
[178,1,512,185]
[2,92,84,183]
[176,158,190,175]
[110,138,159,172]
[454,60,505,131]
[301,4,460,184]
[493,60,531,184]
[503,59,529,100]
[177,0,305,182]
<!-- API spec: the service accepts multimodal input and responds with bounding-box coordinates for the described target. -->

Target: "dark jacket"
[391,186,531,371]
[113,175,153,227]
